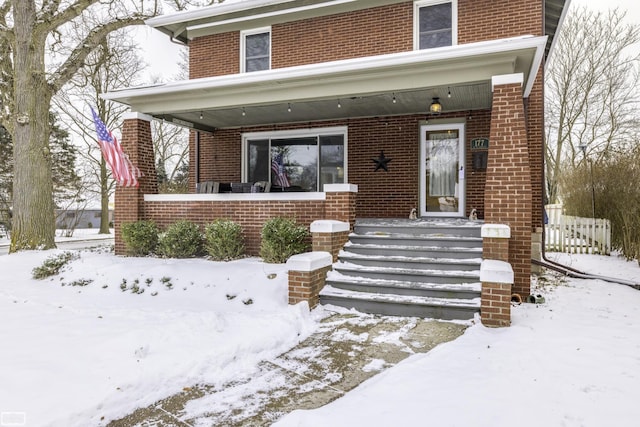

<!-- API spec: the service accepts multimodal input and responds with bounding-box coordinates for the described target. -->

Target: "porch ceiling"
[103,36,546,132]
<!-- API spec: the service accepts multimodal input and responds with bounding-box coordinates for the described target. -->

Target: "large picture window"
[414,0,457,50]
[243,128,347,192]
[241,27,271,72]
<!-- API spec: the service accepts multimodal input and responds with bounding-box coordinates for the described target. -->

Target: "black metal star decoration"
[372,150,392,172]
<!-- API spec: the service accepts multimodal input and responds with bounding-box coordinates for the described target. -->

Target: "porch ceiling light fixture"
[287,103,292,113]
[242,107,246,116]
[429,97,442,115]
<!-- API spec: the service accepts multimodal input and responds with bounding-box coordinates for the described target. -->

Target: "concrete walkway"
[108,312,468,426]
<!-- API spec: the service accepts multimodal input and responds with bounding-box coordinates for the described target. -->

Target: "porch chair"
[197,181,219,193]
[252,181,271,193]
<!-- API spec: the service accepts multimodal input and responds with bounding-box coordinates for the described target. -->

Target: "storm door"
[419,123,465,217]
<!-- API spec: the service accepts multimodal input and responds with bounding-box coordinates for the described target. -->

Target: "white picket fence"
[545,204,611,255]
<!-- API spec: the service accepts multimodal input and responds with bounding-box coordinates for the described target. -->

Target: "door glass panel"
[425,130,459,213]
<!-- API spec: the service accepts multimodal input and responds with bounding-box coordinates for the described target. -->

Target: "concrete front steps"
[319,218,483,320]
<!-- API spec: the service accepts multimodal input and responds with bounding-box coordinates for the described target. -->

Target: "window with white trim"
[414,0,457,50]
[241,27,271,72]
[243,128,347,191]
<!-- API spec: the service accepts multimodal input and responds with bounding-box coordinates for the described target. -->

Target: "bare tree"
[55,30,144,234]
[153,119,189,193]
[545,7,640,204]
[0,0,164,252]
[0,0,230,252]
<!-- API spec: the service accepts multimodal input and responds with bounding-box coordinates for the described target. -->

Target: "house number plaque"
[470,138,489,149]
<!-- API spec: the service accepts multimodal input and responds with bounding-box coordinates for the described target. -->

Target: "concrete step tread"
[353,232,482,241]
[338,251,482,266]
[355,218,483,228]
[326,270,482,292]
[334,261,481,278]
[345,242,482,253]
[320,285,481,308]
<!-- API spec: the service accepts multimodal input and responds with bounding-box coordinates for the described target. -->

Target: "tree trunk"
[99,159,111,234]
[9,0,56,252]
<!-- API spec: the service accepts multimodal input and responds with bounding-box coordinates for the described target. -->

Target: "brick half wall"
[143,196,326,255]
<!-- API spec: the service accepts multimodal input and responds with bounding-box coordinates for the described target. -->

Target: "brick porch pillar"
[311,220,350,262]
[114,112,158,255]
[485,73,532,297]
[480,260,514,328]
[286,251,333,309]
[324,184,358,232]
[481,224,510,262]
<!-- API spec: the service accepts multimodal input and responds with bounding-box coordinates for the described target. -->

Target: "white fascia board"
[103,35,545,103]
[145,0,297,28]
[524,35,547,97]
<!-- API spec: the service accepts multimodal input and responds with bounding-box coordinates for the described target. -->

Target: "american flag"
[91,107,140,187]
[271,153,290,187]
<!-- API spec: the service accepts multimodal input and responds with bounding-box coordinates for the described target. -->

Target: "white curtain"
[429,135,458,197]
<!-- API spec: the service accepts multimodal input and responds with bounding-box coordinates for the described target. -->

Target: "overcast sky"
[138,0,640,82]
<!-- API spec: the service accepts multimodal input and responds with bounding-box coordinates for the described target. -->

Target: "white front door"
[420,123,465,217]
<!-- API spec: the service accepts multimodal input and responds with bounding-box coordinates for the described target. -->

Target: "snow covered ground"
[1,231,639,427]
[0,235,318,426]
[276,252,640,427]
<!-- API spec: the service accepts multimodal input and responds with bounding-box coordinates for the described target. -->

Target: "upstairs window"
[241,27,271,72]
[414,0,457,50]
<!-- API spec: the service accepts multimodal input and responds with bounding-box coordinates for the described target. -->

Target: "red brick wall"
[458,0,543,43]
[144,199,325,255]
[189,31,240,79]
[464,110,491,219]
[272,3,413,68]
[196,112,491,219]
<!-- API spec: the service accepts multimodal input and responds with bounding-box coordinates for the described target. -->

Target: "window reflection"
[245,132,345,191]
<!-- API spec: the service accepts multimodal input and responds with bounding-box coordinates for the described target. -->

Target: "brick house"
[104,0,569,321]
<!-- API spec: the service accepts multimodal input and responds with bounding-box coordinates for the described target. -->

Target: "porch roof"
[102,35,546,132]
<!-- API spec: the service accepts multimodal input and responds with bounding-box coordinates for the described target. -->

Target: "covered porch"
[104,35,546,297]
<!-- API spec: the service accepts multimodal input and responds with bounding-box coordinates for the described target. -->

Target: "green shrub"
[157,220,202,258]
[121,220,159,256]
[260,217,310,263]
[204,219,245,261]
[32,251,79,279]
